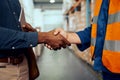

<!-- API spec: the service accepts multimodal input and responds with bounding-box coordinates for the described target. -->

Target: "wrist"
[38,32,47,44]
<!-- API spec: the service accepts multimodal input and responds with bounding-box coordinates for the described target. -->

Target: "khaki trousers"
[0,56,29,80]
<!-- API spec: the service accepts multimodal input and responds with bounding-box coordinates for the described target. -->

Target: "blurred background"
[20,0,102,80]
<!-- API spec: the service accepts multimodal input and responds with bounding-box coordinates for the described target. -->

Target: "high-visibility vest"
[91,0,120,73]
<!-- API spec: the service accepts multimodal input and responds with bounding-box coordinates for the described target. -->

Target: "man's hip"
[0,54,24,65]
[0,55,29,80]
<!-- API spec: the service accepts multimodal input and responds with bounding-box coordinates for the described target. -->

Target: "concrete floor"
[36,47,101,80]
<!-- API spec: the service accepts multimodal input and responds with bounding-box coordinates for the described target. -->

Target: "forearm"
[0,27,38,49]
[66,32,81,44]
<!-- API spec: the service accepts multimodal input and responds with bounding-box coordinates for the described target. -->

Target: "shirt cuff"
[26,32,38,47]
[76,32,90,51]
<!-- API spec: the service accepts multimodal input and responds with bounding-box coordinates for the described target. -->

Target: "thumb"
[54,29,60,36]
[22,24,26,28]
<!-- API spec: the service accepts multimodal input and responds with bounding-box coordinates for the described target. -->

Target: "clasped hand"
[42,30,70,50]
[22,23,70,50]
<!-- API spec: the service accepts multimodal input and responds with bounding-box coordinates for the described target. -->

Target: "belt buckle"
[9,55,24,65]
[8,56,18,65]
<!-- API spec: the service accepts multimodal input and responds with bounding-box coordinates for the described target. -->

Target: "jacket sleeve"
[76,26,91,51]
[0,26,38,50]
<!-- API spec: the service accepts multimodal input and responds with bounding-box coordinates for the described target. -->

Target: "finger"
[45,44,51,49]
[60,34,71,46]
[54,30,60,36]
[47,45,52,49]
[45,44,48,47]
[50,47,53,50]
[56,45,61,50]
[58,47,61,50]
[62,44,66,48]
[52,45,60,50]
[44,44,48,47]
[59,40,66,48]
[46,45,53,50]
[54,28,63,36]
[22,24,26,28]
[53,48,59,51]
[23,25,31,30]
[24,23,36,32]
[44,44,46,46]
[26,23,31,28]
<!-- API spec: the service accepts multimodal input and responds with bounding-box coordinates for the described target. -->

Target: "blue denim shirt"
[76,0,110,72]
[0,0,38,57]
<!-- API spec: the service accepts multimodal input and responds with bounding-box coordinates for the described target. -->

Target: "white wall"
[19,0,64,32]
[42,10,64,32]
[19,0,34,26]
[33,9,44,31]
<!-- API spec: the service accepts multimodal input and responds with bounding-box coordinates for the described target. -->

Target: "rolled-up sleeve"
[76,26,91,51]
[0,27,38,50]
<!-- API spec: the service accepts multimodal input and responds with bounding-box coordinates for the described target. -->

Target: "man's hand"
[43,28,81,50]
[54,28,68,40]
[38,30,71,50]
[54,28,81,44]
[45,28,69,50]
[22,23,37,32]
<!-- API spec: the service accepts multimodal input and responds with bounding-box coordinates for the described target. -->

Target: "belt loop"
[8,57,10,64]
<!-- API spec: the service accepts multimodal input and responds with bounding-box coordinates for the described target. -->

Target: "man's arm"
[0,26,70,50]
[63,32,81,44]
[38,30,70,50]
[21,23,71,50]
[0,26,38,50]
[53,27,91,51]
[54,28,81,44]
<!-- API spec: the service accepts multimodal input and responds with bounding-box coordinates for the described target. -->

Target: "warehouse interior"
[19,0,102,80]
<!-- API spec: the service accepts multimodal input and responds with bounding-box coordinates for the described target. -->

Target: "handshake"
[22,23,71,50]
[38,29,71,50]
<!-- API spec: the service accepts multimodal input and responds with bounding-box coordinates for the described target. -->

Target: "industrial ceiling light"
[50,0,55,3]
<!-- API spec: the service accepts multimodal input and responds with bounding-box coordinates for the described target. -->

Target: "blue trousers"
[102,72,120,80]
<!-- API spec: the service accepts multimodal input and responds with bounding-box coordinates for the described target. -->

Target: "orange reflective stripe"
[102,50,120,73]
[109,0,120,15]
[105,22,120,40]
[94,0,102,16]
[91,24,97,38]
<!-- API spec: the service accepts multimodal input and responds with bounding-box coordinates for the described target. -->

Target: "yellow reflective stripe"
[93,12,120,24]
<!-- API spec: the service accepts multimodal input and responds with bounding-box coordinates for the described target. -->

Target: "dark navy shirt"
[0,0,38,57]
